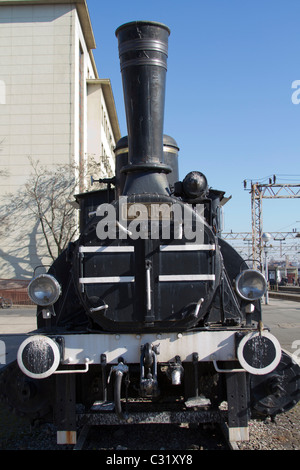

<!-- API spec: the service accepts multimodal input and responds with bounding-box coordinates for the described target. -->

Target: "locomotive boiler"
[1,21,300,446]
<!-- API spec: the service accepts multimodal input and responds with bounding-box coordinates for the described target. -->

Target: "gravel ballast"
[0,401,300,450]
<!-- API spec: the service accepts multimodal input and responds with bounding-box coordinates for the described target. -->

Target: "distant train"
[1,21,299,446]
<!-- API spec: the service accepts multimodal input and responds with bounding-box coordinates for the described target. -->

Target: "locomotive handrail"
[90,304,108,313]
[193,298,204,318]
[145,260,152,312]
[54,358,91,375]
[210,355,245,373]
[239,259,263,272]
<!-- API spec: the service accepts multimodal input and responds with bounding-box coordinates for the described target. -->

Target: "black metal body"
[116,21,171,196]
[38,20,250,334]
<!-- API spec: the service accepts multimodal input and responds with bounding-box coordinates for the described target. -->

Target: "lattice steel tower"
[243,177,300,268]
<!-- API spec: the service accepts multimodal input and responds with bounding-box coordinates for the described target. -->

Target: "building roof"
[87,79,121,143]
[0,0,96,50]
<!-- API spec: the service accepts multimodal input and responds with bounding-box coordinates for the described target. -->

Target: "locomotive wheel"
[0,360,53,422]
[249,350,300,418]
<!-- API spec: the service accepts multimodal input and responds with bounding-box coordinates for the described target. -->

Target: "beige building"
[0,0,121,279]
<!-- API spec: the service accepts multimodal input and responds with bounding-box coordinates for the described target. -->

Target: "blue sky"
[87,0,300,234]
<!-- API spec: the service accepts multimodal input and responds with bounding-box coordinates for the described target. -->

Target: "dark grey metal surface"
[79,409,225,426]
[115,21,172,195]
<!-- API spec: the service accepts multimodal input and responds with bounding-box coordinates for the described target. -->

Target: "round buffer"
[237,331,282,376]
[17,335,61,379]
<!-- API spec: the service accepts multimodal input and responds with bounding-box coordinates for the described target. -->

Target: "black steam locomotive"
[1,21,300,446]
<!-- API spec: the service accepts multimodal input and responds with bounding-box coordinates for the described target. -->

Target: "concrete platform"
[0,306,37,334]
[269,291,300,302]
[0,306,37,368]
[261,298,300,355]
[0,299,299,368]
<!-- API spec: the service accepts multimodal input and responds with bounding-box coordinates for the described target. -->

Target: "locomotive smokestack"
[115,21,172,195]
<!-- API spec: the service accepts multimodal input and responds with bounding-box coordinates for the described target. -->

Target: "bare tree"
[1,156,101,263]
[26,158,79,260]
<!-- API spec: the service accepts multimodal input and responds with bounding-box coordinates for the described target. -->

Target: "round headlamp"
[28,274,61,306]
[235,269,267,301]
[182,171,208,198]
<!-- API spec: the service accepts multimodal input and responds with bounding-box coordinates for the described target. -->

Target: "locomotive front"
[3,21,300,446]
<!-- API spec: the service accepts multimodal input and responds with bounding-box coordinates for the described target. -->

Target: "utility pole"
[243,178,300,269]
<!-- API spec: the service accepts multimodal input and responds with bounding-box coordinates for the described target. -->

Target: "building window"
[79,42,84,189]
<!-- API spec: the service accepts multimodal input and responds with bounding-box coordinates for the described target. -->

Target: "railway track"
[269,286,300,302]
[73,421,232,451]
[2,399,300,451]
[0,400,231,451]
[71,399,234,451]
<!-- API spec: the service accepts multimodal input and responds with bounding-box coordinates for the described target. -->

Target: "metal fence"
[0,288,34,306]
